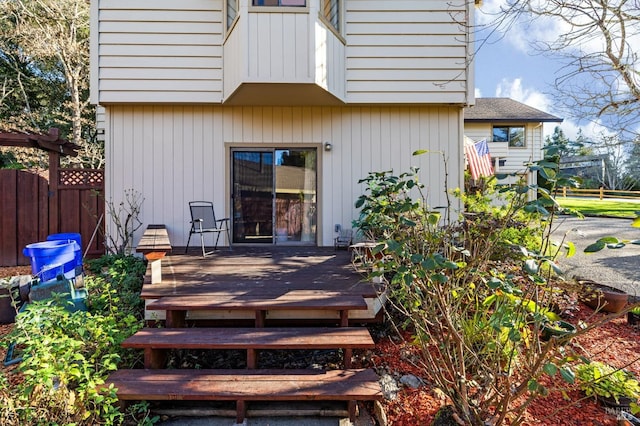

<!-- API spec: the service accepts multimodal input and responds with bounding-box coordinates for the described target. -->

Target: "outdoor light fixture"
[324,142,333,152]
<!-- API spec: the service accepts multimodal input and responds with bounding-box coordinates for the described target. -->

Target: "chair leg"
[199,232,206,257]
[185,232,192,254]
[214,231,221,250]
[226,228,232,251]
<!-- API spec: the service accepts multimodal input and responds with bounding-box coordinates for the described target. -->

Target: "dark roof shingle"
[464,98,563,123]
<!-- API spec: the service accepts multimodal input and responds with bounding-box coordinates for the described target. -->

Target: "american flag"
[464,138,494,180]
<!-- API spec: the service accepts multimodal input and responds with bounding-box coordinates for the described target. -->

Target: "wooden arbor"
[0,128,104,266]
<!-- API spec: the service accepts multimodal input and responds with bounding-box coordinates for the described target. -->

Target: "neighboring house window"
[252,0,306,5]
[322,0,340,32]
[227,0,238,28]
[492,158,507,168]
[493,126,525,148]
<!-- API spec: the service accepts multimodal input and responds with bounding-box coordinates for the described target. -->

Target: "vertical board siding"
[314,20,346,100]
[223,17,245,98]
[345,0,470,104]
[246,11,311,83]
[97,0,223,103]
[105,105,462,247]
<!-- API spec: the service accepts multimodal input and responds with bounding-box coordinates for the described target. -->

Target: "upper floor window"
[252,0,306,5]
[322,0,340,32]
[493,126,525,148]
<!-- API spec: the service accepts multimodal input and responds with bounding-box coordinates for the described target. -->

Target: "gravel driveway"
[550,215,640,297]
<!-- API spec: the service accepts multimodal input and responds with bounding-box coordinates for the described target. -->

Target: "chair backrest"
[189,201,218,230]
[337,228,352,242]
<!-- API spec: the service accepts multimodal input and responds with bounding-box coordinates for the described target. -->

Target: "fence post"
[562,187,566,198]
[599,187,604,200]
[48,151,59,235]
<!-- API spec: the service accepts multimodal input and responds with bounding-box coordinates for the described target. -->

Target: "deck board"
[122,327,375,350]
[141,246,381,300]
[107,368,382,401]
[147,293,368,311]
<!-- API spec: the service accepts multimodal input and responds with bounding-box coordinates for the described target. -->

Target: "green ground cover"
[556,197,640,218]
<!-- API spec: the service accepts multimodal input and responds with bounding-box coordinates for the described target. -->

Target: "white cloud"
[495,78,551,112]
[492,78,609,141]
[475,88,483,98]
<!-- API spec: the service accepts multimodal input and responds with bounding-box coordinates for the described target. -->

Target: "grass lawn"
[556,196,640,218]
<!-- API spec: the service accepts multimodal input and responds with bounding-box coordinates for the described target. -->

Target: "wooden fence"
[560,187,640,200]
[0,168,104,267]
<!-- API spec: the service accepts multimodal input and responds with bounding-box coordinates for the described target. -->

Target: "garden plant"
[0,255,152,425]
[353,144,637,425]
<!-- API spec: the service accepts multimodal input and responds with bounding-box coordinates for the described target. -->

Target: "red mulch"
[355,306,639,425]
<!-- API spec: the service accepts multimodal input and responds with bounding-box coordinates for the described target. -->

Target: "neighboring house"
[90,0,478,247]
[464,98,563,186]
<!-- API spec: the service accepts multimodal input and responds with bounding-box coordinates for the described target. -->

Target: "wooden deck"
[141,246,385,324]
[141,246,378,298]
[110,244,384,422]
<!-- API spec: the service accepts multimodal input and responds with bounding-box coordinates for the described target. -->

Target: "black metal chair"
[185,201,231,256]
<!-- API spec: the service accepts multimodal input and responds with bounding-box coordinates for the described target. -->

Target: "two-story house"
[91,0,478,247]
[464,98,563,187]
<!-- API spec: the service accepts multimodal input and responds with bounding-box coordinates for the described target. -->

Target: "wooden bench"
[105,368,382,423]
[136,225,172,284]
[122,327,375,369]
[146,292,369,328]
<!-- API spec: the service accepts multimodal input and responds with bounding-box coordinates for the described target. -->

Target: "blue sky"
[472,1,606,141]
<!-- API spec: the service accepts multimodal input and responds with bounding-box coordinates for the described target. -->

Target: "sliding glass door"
[232,148,317,244]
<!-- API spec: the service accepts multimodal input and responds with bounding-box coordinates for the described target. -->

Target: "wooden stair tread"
[122,327,375,349]
[107,368,382,401]
[147,293,368,311]
[141,284,383,300]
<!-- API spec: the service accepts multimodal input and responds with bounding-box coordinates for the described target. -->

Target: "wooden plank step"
[146,293,368,311]
[122,327,375,368]
[140,283,384,300]
[123,327,374,350]
[106,368,382,423]
[147,293,369,328]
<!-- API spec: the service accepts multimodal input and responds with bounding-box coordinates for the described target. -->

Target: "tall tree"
[0,0,100,168]
[587,133,636,190]
[486,0,640,137]
[619,136,640,189]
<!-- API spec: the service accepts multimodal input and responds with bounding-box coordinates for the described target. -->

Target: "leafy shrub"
[576,361,640,409]
[0,254,146,425]
[353,151,591,425]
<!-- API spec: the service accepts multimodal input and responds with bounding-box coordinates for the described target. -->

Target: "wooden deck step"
[146,293,369,311]
[122,327,375,368]
[106,368,382,423]
[147,293,369,327]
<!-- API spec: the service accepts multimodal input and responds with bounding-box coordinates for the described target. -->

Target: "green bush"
[0,254,146,425]
[352,151,590,425]
[576,361,640,410]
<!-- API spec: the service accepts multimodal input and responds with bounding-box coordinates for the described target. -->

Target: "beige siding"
[105,105,463,247]
[314,19,346,100]
[246,10,312,83]
[345,0,470,104]
[223,16,245,98]
[94,0,223,104]
[464,122,544,186]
